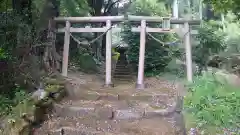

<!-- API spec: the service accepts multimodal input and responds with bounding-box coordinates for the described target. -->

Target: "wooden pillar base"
[136,83,145,90]
[103,83,114,88]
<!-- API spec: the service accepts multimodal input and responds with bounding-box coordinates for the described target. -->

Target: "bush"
[71,48,98,73]
[193,21,226,73]
[0,85,28,116]
[184,73,240,133]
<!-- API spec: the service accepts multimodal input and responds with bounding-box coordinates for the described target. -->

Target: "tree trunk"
[205,4,220,20]
[38,0,60,73]
[88,0,104,16]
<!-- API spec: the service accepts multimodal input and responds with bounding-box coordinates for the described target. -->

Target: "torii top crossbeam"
[54,15,201,25]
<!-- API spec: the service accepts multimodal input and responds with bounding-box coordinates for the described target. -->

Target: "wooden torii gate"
[54,15,200,89]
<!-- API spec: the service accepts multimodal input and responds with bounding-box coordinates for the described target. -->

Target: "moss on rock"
[0,75,67,135]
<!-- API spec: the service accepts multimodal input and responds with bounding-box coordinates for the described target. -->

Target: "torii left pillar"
[62,21,70,77]
[104,20,114,87]
[136,20,146,89]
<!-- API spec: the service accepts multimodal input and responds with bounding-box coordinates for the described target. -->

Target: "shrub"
[71,48,98,73]
[0,85,28,116]
[193,21,226,73]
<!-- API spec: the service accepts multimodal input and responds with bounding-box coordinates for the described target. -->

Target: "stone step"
[114,68,131,73]
[114,69,131,73]
[116,60,128,63]
[33,117,105,135]
[114,70,130,73]
[115,65,129,69]
[65,82,176,101]
[113,74,133,79]
[69,90,171,102]
[101,69,130,73]
[114,71,131,75]
[116,62,128,65]
[34,115,179,135]
[101,68,130,73]
[114,66,131,69]
[114,73,131,76]
[113,79,134,83]
[53,99,177,120]
[113,81,135,86]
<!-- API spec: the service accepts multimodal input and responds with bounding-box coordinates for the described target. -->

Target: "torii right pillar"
[184,22,193,82]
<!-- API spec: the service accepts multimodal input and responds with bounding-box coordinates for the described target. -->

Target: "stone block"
[114,109,144,120]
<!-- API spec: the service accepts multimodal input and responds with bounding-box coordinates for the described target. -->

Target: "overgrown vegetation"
[0,85,27,116]
[193,21,226,73]
[184,73,240,134]
[0,76,66,135]
[184,12,240,134]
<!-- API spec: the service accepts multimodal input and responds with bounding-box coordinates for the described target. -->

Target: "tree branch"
[103,0,111,13]
[103,0,121,15]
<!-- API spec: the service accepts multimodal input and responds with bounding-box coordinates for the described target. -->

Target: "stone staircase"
[33,71,186,135]
[113,52,135,84]
[99,52,134,85]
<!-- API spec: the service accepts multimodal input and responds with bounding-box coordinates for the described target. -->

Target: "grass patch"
[184,73,240,134]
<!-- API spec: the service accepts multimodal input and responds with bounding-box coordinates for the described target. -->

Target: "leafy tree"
[203,0,240,18]
[60,0,89,16]
[193,21,226,74]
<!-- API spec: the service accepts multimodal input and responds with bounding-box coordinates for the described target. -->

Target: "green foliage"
[184,74,240,133]
[0,85,28,116]
[71,49,98,73]
[220,13,240,54]
[203,0,240,18]
[0,9,41,122]
[195,14,240,73]
[0,12,19,52]
[193,21,226,72]
[0,0,12,12]
[0,11,40,90]
[0,48,8,59]
[60,0,90,16]
[128,0,170,16]
[124,0,179,76]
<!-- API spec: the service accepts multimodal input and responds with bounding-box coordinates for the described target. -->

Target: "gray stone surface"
[114,109,144,120]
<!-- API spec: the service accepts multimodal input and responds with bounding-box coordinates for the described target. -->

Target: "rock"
[203,68,240,86]
[32,88,48,101]
[188,128,198,135]
[44,78,65,85]
[53,104,95,118]
[45,84,64,93]
[114,109,144,120]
